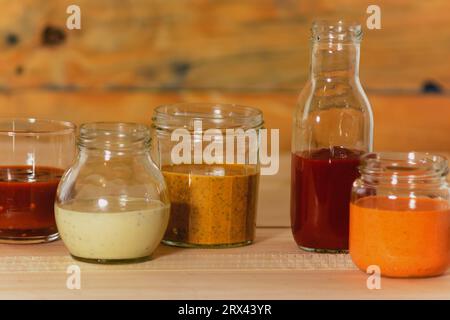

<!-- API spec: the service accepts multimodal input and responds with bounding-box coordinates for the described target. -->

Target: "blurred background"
[0,0,449,153]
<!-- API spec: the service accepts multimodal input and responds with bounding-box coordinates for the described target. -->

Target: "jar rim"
[311,20,362,43]
[360,152,449,181]
[80,122,149,135]
[152,102,264,131]
[0,117,75,136]
[79,122,150,151]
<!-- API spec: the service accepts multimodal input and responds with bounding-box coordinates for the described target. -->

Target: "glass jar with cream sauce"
[55,122,170,264]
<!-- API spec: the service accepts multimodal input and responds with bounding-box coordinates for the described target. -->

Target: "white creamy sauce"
[55,198,169,260]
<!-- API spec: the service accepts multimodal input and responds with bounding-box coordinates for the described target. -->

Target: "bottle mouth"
[152,102,264,131]
[311,20,362,43]
[78,122,150,151]
[360,152,449,184]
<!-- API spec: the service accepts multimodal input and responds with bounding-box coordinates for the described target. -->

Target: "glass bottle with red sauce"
[291,21,373,252]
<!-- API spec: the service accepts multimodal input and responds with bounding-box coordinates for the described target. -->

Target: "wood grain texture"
[0,228,449,299]
[1,91,449,152]
[1,270,449,299]
[0,0,448,91]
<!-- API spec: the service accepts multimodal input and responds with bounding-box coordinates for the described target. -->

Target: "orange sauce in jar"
[350,196,450,278]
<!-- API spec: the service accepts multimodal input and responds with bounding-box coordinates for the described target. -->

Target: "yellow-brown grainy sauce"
[162,164,259,247]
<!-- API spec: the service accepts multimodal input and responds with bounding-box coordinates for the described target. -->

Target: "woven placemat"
[0,252,356,272]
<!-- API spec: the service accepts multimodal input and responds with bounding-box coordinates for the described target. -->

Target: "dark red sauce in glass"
[0,166,63,240]
[290,147,362,251]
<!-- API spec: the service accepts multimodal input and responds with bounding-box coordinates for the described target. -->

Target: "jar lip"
[79,122,150,151]
[79,122,149,136]
[152,102,264,130]
[360,152,449,180]
[0,117,75,136]
[311,20,362,43]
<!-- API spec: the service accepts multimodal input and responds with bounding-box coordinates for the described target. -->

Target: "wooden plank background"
[0,0,449,151]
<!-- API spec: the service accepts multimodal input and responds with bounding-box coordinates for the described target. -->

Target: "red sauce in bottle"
[0,166,63,240]
[290,147,362,251]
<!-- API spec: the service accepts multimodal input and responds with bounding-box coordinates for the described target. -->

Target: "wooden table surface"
[0,152,449,300]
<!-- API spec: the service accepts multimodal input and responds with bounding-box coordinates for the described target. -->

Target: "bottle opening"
[311,20,362,43]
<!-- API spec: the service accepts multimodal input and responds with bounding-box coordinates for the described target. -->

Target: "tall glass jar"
[55,122,170,264]
[350,152,450,278]
[291,21,373,253]
[152,103,263,248]
[0,118,75,244]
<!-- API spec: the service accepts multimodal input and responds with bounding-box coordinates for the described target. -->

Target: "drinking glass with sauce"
[152,103,263,248]
[291,21,373,253]
[0,118,76,243]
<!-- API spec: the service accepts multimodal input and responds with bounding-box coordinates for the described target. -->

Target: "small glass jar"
[152,103,263,248]
[291,21,373,253]
[0,118,76,243]
[55,122,170,264]
[350,152,450,278]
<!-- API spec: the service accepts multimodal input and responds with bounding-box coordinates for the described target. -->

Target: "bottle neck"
[311,41,360,80]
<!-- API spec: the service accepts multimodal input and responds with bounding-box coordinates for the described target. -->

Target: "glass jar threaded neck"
[359,152,449,188]
[152,102,264,133]
[78,122,150,152]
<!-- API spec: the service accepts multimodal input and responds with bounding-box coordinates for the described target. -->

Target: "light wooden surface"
[0,228,449,299]
[0,152,449,299]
